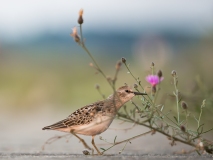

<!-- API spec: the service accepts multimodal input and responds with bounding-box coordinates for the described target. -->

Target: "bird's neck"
[107,94,124,111]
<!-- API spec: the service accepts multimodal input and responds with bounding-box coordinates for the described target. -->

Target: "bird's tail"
[42,126,51,130]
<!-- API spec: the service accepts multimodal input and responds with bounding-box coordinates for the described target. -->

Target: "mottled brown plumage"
[42,85,146,154]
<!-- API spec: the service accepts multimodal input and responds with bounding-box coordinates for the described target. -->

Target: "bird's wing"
[42,102,103,130]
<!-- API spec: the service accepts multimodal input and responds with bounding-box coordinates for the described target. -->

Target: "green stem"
[79,25,112,88]
[102,130,152,154]
[197,100,206,131]
[123,62,155,108]
[201,127,213,134]
[173,76,180,124]
[117,112,197,149]
[124,63,144,90]
[197,107,203,129]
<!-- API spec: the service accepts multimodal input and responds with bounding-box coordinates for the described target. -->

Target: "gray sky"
[0,0,213,41]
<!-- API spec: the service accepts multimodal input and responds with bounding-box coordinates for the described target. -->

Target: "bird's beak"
[132,91,147,95]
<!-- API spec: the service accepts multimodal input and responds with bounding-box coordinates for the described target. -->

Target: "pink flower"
[146,75,164,86]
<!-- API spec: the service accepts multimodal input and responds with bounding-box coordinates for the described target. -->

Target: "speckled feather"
[42,99,120,130]
[42,86,137,135]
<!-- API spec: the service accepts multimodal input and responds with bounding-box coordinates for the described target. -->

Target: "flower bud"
[95,84,100,90]
[78,9,84,24]
[151,62,155,67]
[171,70,177,77]
[157,70,163,78]
[180,125,186,132]
[181,101,188,110]
[133,83,138,89]
[121,57,126,63]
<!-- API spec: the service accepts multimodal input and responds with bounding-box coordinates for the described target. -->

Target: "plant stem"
[102,130,152,154]
[79,25,112,88]
[197,100,205,129]
[173,76,180,124]
[123,63,144,90]
[117,112,197,149]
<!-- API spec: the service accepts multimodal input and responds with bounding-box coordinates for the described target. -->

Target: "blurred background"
[0,0,213,154]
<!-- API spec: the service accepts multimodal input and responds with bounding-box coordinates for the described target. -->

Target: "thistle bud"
[181,101,188,110]
[107,76,112,82]
[151,62,155,67]
[95,84,100,90]
[121,57,126,63]
[171,70,177,77]
[180,125,186,132]
[133,83,138,89]
[157,70,163,78]
[78,9,84,24]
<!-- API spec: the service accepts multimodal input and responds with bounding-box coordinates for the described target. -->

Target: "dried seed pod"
[78,9,84,24]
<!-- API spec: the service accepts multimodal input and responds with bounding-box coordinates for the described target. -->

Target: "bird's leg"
[71,131,93,152]
[91,136,102,155]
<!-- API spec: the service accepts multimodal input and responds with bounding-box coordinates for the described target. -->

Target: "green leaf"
[100,148,106,151]
[114,136,117,144]
[197,124,204,133]
[193,115,198,123]
[178,97,182,103]
[132,108,136,118]
[179,120,185,125]
[173,116,178,123]
[165,111,171,116]
[202,127,213,134]
[200,126,203,134]
[160,105,164,112]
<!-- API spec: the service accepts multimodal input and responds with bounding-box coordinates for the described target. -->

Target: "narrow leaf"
[173,116,178,123]
[114,136,117,144]
[193,115,198,122]
[160,105,164,112]
[197,124,204,133]
[202,127,213,134]
[179,120,185,125]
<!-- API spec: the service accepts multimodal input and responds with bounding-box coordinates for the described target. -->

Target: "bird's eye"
[125,90,130,93]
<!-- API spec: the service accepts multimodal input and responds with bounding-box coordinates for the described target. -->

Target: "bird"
[42,85,146,155]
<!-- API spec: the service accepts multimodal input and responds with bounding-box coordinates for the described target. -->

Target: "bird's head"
[114,85,146,103]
